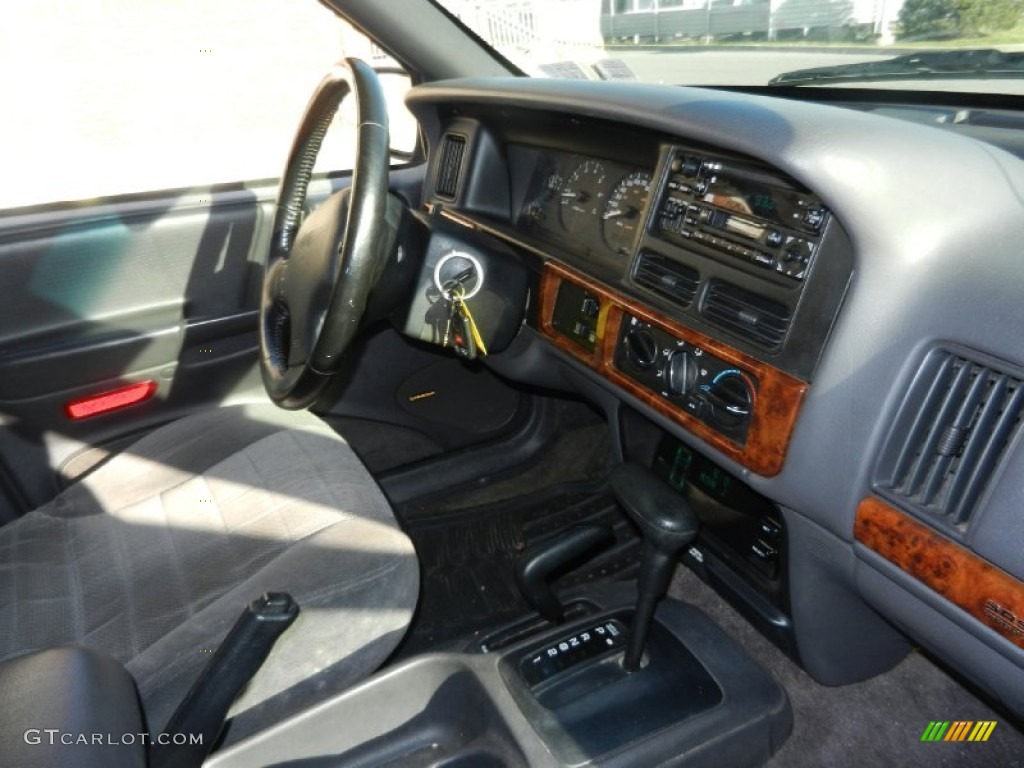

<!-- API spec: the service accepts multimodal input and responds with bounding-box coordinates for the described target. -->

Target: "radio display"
[703,176,783,222]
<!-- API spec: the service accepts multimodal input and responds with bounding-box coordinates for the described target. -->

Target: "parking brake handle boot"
[610,463,698,672]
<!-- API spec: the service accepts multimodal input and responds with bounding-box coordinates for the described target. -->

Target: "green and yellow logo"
[921,721,997,742]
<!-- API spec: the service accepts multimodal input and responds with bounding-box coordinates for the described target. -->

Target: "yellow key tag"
[457,298,488,357]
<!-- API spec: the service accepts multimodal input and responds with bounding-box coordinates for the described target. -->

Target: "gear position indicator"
[519,619,628,687]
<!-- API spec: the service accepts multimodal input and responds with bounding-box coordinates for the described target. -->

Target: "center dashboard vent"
[434,133,467,200]
[633,251,699,308]
[876,349,1024,530]
[701,280,791,350]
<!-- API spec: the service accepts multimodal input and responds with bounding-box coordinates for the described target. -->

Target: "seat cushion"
[0,403,419,742]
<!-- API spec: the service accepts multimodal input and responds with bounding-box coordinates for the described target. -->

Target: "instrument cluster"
[516,148,654,269]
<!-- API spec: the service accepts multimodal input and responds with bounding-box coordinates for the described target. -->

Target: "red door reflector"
[65,381,157,420]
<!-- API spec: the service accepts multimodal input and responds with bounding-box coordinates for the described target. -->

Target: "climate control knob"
[624,327,659,371]
[665,349,698,396]
[704,371,753,430]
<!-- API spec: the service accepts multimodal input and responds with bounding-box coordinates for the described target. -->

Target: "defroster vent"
[435,133,467,199]
[876,349,1024,530]
[701,280,791,350]
[633,251,699,308]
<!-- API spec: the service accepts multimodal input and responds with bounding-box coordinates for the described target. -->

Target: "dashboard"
[417,107,851,477]
[406,77,1024,722]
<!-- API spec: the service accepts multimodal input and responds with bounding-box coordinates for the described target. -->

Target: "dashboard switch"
[760,519,783,540]
[682,395,704,418]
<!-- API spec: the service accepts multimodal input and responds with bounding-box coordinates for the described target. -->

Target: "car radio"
[654,149,829,281]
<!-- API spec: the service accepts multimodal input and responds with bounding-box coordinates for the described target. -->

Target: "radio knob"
[665,349,698,396]
[681,156,702,177]
[624,327,659,371]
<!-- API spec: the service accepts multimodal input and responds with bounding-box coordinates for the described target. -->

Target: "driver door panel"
[0,187,272,516]
[0,167,439,520]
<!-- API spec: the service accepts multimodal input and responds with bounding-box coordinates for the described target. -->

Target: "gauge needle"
[603,206,636,220]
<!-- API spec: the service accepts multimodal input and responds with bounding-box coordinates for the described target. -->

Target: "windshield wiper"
[768,49,1024,86]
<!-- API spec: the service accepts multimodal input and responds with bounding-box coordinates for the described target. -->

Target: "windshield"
[433,0,1024,95]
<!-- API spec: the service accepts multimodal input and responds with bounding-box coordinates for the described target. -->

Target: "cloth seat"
[0,403,419,743]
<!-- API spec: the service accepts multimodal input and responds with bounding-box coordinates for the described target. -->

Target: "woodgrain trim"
[855,496,1024,650]
[538,262,807,476]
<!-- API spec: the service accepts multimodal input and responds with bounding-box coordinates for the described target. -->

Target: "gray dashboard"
[406,77,1024,717]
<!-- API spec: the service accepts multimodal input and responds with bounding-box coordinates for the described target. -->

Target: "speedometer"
[602,170,652,255]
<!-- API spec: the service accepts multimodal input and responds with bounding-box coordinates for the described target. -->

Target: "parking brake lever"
[149,592,300,768]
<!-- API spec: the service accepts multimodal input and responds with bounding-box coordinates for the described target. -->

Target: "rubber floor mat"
[392,482,641,660]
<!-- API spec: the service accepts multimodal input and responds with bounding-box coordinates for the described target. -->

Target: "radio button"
[765,229,784,248]
[803,206,826,232]
[751,251,777,270]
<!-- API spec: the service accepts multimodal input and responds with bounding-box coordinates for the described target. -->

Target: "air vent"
[701,280,791,349]
[633,251,699,308]
[435,133,467,199]
[877,349,1024,529]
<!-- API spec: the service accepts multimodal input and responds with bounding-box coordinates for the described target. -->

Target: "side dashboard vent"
[877,349,1024,529]
[633,251,699,308]
[701,280,791,349]
[435,133,467,199]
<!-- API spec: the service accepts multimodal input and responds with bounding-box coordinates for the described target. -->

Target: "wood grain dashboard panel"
[538,261,807,476]
[855,496,1024,650]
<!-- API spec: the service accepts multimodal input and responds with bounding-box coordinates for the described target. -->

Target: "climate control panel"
[615,314,757,443]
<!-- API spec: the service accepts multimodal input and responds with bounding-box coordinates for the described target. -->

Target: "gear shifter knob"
[610,462,698,671]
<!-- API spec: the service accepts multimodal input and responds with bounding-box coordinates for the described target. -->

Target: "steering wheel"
[260,58,391,410]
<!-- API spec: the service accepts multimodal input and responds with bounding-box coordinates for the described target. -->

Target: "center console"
[209,455,793,768]
[208,585,791,768]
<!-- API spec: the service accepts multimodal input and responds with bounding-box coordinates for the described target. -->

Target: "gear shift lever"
[610,463,698,671]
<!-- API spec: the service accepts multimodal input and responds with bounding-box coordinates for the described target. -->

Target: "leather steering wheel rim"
[259,57,390,410]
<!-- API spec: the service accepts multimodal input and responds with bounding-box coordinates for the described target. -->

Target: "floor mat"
[401,421,614,517]
[669,567,1024,768]
[393,482,642,660]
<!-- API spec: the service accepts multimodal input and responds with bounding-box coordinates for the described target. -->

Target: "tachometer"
[559,160,607,235]
[602,170,652,255]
